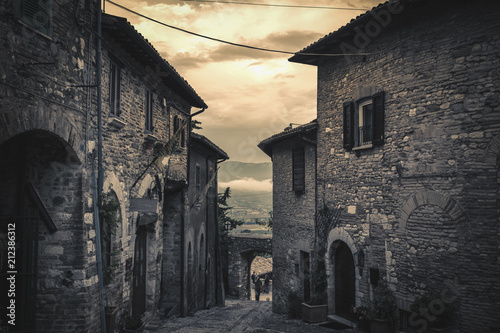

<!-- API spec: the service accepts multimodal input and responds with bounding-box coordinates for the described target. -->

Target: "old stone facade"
[265,0,500,332]
[0,2,225,332]
[258,121,317,314]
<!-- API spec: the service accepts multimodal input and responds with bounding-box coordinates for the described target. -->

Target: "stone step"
[327,314,356,329]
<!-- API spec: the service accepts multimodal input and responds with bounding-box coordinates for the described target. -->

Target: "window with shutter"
[21,0,51,36]
[343,91,385,150]
[293,147,305,193]
[110,61,121,117]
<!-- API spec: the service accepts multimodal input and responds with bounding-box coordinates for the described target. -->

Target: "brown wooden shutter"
[293,147,305,193]
[343,101,354,150]
[372,91,385,146]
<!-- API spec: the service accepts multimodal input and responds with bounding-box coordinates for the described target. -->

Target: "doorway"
[334,241,355,319]
[133,226,147,316]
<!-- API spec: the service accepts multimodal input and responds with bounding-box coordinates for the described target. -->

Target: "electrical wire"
[182,0,369,11]
[106,0,371,57]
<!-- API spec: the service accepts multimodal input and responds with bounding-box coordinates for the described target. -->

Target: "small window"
[109,61,121,117]
[195,165,201,202]
[174,116,185,148]
[20,0,51,36]
[343,91,385,150]
[145,90,153,132]
[293,147,305,193]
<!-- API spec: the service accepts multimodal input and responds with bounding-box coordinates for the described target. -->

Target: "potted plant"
[368,280,397,333]
[410,294,455,332]
[352,305,370,332]
[122,314,144,333]
[302,258,328,323]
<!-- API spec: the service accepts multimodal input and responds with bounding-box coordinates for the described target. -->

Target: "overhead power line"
[106,0,371,57]
[182,0,369,11]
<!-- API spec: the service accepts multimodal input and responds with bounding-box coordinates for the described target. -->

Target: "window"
[109,61,121,117]
[293,147,305,193]
[174,116,185,148]
[19,0,51,35]
[343,91,385,150]
[145,89,153,132]
[195,165,201,202]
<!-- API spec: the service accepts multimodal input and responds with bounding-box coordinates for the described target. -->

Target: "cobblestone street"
[146,297,357,333]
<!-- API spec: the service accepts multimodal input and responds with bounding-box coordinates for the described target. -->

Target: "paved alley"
[146,297,357,333]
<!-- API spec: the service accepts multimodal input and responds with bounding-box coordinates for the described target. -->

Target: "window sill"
[18,20,52,40]
[352,143,373,151]
[108,117,126,129]
[145,133,158,142]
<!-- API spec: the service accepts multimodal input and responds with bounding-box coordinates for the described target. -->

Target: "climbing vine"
[98,190,121,283]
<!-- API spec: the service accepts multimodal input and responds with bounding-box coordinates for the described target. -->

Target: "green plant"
[124,314,143,330]
[368,280,397,323]
[287,291,302,319]
[98,189,121,283]
[410,294,455,329]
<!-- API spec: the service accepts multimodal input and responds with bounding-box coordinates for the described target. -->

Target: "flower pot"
[105,306,118,333]
[370,318,393,333]
[122,322,145,333]
[301,303,328,323]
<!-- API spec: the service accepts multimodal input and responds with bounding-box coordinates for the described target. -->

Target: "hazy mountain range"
[218,161,272,221]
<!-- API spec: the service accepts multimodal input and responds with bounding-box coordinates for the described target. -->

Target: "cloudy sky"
[105,0,379,164]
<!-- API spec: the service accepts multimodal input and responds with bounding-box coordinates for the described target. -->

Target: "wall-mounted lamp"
[354,249,365,276]
[225,221,232,232]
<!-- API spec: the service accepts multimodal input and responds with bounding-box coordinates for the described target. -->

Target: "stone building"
[258,121,317,313]
[0,2,225,332]
[161,132,228,317]
[262,0,500,331]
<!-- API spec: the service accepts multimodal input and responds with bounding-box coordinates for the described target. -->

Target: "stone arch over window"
[398,191,468,232]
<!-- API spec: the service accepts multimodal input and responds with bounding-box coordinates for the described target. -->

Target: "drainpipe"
[95,1,107,332]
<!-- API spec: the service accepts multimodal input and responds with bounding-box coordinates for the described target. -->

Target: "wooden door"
[132,226,147,316]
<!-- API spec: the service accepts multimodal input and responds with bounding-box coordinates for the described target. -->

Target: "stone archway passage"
[333,241,355,320]
[226,234,272,300]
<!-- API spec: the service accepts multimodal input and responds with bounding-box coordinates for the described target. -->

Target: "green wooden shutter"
[343,101,354,150]
[372,91,385,146]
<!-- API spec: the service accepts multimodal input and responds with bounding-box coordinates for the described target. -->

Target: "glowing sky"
[105,0,380,163]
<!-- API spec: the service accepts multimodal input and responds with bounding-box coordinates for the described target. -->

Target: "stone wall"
[315,1,500,331]
[270,136,316,314]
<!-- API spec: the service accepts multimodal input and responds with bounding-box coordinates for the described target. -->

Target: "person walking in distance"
[264,274,270,294]
[255,276,262,301]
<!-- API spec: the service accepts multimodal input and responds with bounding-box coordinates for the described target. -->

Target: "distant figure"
[255,277,262,301]
[264,275,270,293]
[251,271,256,284]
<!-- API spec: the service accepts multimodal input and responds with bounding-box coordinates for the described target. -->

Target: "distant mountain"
[218,161,272,182]
[217,161,272,222]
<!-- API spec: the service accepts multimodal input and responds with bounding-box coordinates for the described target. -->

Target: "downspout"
[95,1,106,332]
[182,107,205,316]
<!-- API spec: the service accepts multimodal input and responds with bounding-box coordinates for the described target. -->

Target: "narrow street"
[145,297,357,333]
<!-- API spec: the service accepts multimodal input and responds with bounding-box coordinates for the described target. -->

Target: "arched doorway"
[0,130,81,331]
[332,241,355,319]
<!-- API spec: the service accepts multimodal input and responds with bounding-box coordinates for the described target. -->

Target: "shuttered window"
[293,147,305,193]
[343,91,385,150]
[21,0,51,36]
[109,61,121,117]
[145,90,153,132]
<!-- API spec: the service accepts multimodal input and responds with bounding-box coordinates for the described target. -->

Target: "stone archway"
[326,227,359,317]
[0,129,83,331]
[226,234,272,299]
